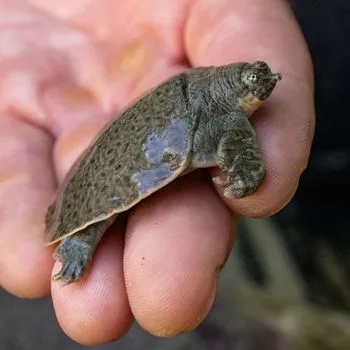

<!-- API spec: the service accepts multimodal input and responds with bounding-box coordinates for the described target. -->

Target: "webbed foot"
[52,238,92,285]
[215,160,265,199]
[50,218,115,285]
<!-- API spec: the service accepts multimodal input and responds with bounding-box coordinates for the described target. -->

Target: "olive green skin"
[45,61,282,285]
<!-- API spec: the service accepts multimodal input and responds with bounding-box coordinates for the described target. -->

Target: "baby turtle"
[45,61,282,285]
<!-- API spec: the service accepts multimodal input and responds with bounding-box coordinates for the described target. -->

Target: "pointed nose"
[272,72,282,81]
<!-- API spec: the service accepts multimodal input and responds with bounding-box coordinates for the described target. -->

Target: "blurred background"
[1,0,350,349]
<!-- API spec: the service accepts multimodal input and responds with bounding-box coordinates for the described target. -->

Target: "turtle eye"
[247,73,258,83]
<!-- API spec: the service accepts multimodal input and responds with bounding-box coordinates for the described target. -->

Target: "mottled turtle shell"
[45,74,195,244]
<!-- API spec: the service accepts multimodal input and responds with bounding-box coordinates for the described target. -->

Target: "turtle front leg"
[52,216,115,285]
[215,130,265,198]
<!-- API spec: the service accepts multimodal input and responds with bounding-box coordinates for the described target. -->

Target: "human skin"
[0,0,314,346]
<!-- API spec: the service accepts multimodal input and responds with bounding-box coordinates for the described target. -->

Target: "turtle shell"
[45,75,195,244]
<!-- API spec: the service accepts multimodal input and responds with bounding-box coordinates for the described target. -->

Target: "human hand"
[0,0,314,345]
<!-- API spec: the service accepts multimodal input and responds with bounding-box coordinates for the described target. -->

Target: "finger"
[185,0,315,216]
[0,2,112,298]
[37,1,194,338]
[48,59,190,341]
[51,231,133,345]
[49,104,135,344]
[0,115,54,297]
[45,91,135,343]
[124,172,234,336]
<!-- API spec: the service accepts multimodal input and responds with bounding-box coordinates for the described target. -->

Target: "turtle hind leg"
[52,216,116,285]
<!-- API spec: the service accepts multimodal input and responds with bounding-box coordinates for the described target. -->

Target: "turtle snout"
[272,72,282,81]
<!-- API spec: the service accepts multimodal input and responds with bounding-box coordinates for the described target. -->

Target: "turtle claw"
[52,260,87,286]
[212,175,228,187]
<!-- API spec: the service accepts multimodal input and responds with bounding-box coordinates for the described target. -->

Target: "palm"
[0,0,314,345]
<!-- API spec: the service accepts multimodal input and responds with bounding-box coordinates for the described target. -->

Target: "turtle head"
[230,61,282,117]
[240,61,282,101]
[189,61,281,117]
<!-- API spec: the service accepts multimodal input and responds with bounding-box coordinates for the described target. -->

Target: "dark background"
[274,0,350,311]
[1,0,349,348]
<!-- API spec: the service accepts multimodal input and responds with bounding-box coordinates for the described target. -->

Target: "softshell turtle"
[45,61,282,285]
